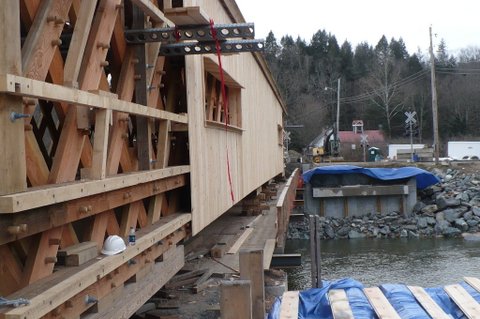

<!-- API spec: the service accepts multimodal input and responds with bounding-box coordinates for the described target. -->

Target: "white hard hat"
[101,235,126,255]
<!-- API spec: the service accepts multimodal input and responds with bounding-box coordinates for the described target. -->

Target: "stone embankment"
[288,166,480,240]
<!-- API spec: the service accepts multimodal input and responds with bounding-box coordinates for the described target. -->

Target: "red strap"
[210,19,235,203]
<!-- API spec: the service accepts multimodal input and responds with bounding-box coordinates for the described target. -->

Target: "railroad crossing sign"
[360,134,368,146]
[405,111,417,124]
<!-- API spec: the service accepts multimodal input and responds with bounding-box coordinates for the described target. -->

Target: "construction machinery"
[306,127,340,163]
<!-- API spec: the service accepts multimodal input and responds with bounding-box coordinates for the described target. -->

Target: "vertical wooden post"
[309,215,322,288]
[132,5,151,170]
[220,280,252,319]
[0,1,27,194]
[240,249,265,319]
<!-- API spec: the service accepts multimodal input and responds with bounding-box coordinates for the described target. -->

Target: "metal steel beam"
[125,23,255,44]
[159,39,264,56]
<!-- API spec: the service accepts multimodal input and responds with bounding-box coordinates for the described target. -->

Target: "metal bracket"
[125,23,255,44]
[159,39,264,56]
[0,297,30,308]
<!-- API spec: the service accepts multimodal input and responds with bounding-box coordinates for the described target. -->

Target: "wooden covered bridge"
[0,0,286,318]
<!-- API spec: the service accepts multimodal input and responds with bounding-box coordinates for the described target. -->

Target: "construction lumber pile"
[0,1,191,318]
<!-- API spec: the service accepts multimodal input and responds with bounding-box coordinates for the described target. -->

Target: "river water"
[285,238,480,290]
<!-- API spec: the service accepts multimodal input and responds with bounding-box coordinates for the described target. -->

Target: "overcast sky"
[235,0,480,56]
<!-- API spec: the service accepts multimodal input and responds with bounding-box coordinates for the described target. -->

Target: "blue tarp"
[302,165,440,189]
[268,278,474,319]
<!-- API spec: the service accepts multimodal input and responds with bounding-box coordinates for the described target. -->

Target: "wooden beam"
[130,0,167,23]
[21,226,63,286]
[90,108,112,179]
[8,228,186,319]
[0,1,27,194]
[279,291,299,319]
[85,211,111,251]
[239,249,265,319]
[0,244,23,295]
[120,202,141,238]
[83,246,184,319]
[0,174,186,246]
[63,0,97,86]
[22,0,72,80]
[328,289,354,319]
[220,280,252,319]
[2,213,191,319]
[444,284,480,319]
[364,287,401,319]
[0,74,189,123]
[227,227,254,254]
[0,165,189,213]
[408,286,450,319]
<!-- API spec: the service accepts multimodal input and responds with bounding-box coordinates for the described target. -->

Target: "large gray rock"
[467,219,479,227]
[435,211,445,222]
[325,224,335,239]
[435,220,450,234]
[413,201,426,213]
[472,206,480,217]
[437,196,461,210]
[337,226,350,237]
[400,229,408,237]
[444,209,460,223]
[464,211,474,220]
[454,218,469,232]
[421,204,438,215]
[348,230,366,239]
[417,218,428,229]
[443,227,462,237]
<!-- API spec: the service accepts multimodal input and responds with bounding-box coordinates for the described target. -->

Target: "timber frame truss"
[0,1,204,318]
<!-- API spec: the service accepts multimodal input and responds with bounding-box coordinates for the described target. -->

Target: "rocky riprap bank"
[288,166,480,240]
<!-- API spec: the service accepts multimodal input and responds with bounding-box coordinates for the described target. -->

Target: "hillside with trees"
[264,30,480,153]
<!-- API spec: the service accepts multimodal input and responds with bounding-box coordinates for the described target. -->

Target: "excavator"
[306,127,341,163]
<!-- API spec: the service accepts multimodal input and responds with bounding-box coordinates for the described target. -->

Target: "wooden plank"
[240,249,265,319]
[227,227,254,254]
[465,277,480,293]
[279,291,299,319]
[364,287,401,319]
[58,241,97,256]
[0,165,190,213]
[408,286,450,319]
[220,280,252,319]
[263,239,276,270]
[3,213,191,319]
[444,284,480,319]
[120,201,141,238]
[328,289,354,319]
[0,1,27,195]
[64,244,98,266]
[0,74,189,123]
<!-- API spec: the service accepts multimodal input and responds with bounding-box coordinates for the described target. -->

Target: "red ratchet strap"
[209,19,235,203]
[174,26,181,42]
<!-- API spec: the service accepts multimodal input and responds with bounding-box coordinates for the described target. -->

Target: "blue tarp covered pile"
[268,278,479,318]
[302,165,440,190]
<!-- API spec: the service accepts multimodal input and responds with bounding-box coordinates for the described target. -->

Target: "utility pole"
[335,78,341,156]
[429,26,440,164]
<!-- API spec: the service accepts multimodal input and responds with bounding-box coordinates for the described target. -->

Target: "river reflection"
[285,238,480,290]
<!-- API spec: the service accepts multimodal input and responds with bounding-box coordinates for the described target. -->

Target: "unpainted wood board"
[130,0,168,23]
[0,165,190,213]
[0,74,189,123]
[408,286,450,319]
[263,239,276,270]
[328,289,354,319]
[444,284,480,319]
[279,290,299,319]
[240,250,265,319]
[227,228,254,254]
[220,280,252,319]
[164,6,210,25]
[465,277,480,293]
[364,287,401,319]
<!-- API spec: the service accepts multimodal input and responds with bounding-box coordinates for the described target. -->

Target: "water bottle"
[128,227,136,246]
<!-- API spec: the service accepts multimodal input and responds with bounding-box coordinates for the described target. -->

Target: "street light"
[324,78,341,156]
